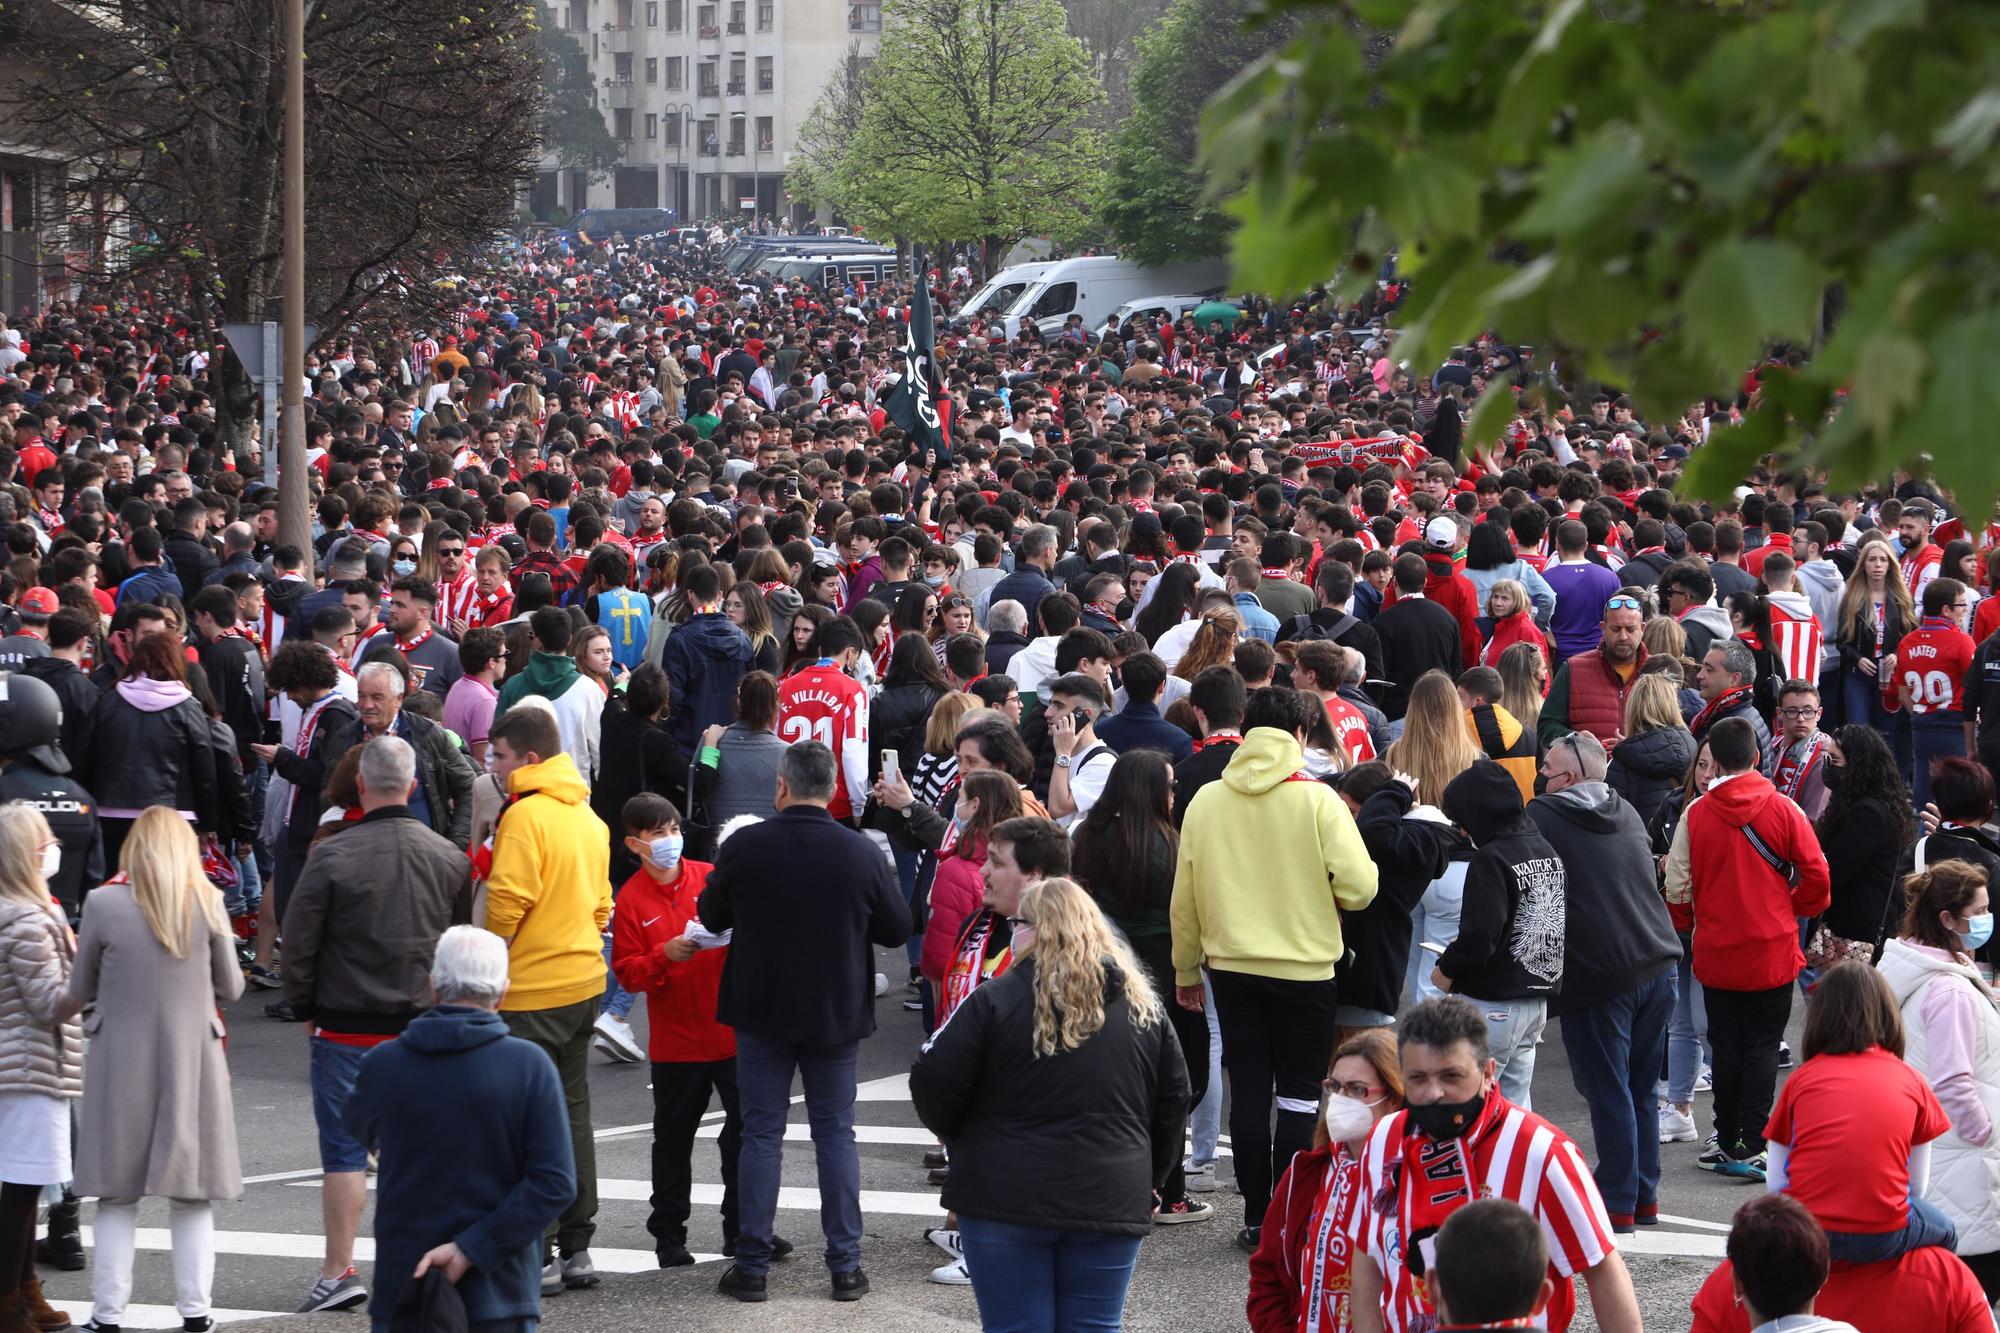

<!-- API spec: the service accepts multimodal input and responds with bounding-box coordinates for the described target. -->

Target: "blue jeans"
[1466,995,1546,1109]
[1824,1196,1958,1264]
[599,932,634,1022]
[892,843,923,970]
[1911,712,1968,812]
[1843,670,1912,785]
[1560,972,1674,1218]
[734,1032,861,1275]
[956,1218,1142,1332]
[1666,942,1710,1106]
[1189,975,1222,1166]
[309,1037,370,1173]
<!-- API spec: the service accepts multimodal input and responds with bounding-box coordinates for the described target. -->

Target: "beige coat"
[0,898,83,1099]
[59,882,245,1201]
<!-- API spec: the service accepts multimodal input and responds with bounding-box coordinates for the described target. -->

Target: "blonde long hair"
[1624,672,1687,737]
[0,804,55,911]
[1496,641,1546,732]
[122,808,228,959]
[1017,877,1163,1057]
[923,691,978,755]
[1838,532,1916,642]
[1384,670,1483,801]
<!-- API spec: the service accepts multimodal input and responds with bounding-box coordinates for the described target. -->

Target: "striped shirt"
[1350,1098,1615,1333]
[1767,599,1824,685]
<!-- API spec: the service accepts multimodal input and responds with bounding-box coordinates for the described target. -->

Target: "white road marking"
[73,1225,718,1274]
[46,1301,290,1330]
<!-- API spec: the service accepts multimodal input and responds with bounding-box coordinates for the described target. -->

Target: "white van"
[999,256,1231,339]
[957,262,1056,325]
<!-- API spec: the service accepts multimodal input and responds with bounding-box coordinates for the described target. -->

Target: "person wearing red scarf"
[1347,998,1640,1333]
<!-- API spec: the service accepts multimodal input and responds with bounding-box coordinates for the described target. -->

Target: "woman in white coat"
[1875,858,2000,1300]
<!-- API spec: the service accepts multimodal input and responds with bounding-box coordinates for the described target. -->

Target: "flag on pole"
[880,245,948,459]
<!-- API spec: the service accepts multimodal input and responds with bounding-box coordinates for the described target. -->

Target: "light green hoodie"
[1169,727,1378,985]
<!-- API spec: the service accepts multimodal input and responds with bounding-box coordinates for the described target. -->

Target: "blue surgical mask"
[392,559,416,577]
[923,574,945,588]
[648,835,684,869]
[1961,912,1994,951]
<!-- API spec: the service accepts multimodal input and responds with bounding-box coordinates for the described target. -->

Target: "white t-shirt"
[1058,743,1115,832]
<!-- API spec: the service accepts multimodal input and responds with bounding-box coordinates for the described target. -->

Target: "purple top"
[1542,559,1626,659]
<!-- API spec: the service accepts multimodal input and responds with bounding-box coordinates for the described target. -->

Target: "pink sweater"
[1914,941,1995,1146]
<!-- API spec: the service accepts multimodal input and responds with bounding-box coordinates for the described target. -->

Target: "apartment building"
[535,0,880,225]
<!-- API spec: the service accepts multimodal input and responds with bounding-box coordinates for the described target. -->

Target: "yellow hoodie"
[1170,727,1378,986]
[484,752,613,1011]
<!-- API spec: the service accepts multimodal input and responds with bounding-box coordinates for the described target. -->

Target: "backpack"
[1287,611,1358,645]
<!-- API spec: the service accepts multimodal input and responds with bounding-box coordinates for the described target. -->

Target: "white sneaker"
[1183,1159,1218,1193]
[928,1256,971,1285]
[874,972,889,997]
[592,1012,643,1063]
[1658,1103,1698,1143]
[1695,1064,1713,1093]
[924,1227,961,1260]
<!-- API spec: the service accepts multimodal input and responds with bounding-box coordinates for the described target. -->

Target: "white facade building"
[536,0,880,224]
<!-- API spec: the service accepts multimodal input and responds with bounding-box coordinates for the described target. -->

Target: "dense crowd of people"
[1,224,1999,1331]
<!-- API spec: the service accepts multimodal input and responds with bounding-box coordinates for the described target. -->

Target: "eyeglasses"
[1322,1079,1386,1100]
[1604,594,1642,613]
[1776,706,1821,719]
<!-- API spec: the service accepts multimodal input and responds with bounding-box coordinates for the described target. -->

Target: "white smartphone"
[1418,941,1447,956]
[881,750,900,784]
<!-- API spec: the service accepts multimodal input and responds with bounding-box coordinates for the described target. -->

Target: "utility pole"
[277,0,311,555]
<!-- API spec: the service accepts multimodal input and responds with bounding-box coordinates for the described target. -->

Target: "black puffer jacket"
[911,957,1190,1235]
[83,680,220,833]
[1438,760,1565,1001]
[871,678,946,781]
[1606,724,1697,832]
[1348,783,1468,1016]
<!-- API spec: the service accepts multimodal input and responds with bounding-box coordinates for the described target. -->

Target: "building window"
[665,56,683,88]
[665,112,682,146]
[755,116,772,152]
[727,115,745,154]
[645,113,658,138]
[697,3,714,30]
[613,108,634,141]
[645,1,657,22]
[848,3,878,30]
[698,60,719,95]
[613,52,632,80]
[700,119,720,154]
[644,57,657,83]
[666,0,683,28]
[727,57,744,94]
[727,0,744,31]
[756,0,772,29]
[566,0,586,29]
[756,55,773,91]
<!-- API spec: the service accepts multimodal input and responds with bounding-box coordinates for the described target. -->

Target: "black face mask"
[1822,761,1845,790]
[1531,771,1549,798]
[1407,1085,1491,1141]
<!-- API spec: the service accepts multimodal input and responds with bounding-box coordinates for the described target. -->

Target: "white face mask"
[1323,1092,1379,1144]
[39,841,60,882]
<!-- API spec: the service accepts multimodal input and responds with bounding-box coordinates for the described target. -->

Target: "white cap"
[1425,516,1458,550]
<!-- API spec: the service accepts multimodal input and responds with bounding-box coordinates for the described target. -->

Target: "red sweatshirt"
[609,861,734,1063]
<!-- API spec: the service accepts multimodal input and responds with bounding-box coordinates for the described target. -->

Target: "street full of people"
[2,222,2000,1332]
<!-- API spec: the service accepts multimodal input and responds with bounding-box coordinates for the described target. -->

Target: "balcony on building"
[604,22,635,51]
[605,78,637,108]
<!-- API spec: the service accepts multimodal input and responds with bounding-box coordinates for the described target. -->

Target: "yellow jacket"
[1171,727,1378,986]
[484,753,613,1011]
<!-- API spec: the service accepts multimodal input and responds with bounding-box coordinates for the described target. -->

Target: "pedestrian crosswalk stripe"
[75,1225,724,1273]
[1619,1231,1725,1259]
[293,1178,949,1216]
[45,1300,290,1330]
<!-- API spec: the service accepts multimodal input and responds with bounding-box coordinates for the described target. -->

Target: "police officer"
[0,670,104,918]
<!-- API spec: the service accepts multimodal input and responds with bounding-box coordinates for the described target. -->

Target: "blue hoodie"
[343,1006,575,1325]
[661,610,755,752]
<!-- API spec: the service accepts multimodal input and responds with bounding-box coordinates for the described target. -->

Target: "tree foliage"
[536,20,621,183]
[793,0,1106,267]
[0,0,543,331]
[1202,0,2000,512]
[1105,0,1297,266]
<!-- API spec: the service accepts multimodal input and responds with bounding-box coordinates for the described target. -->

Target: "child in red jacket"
[610,793,766,1268]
